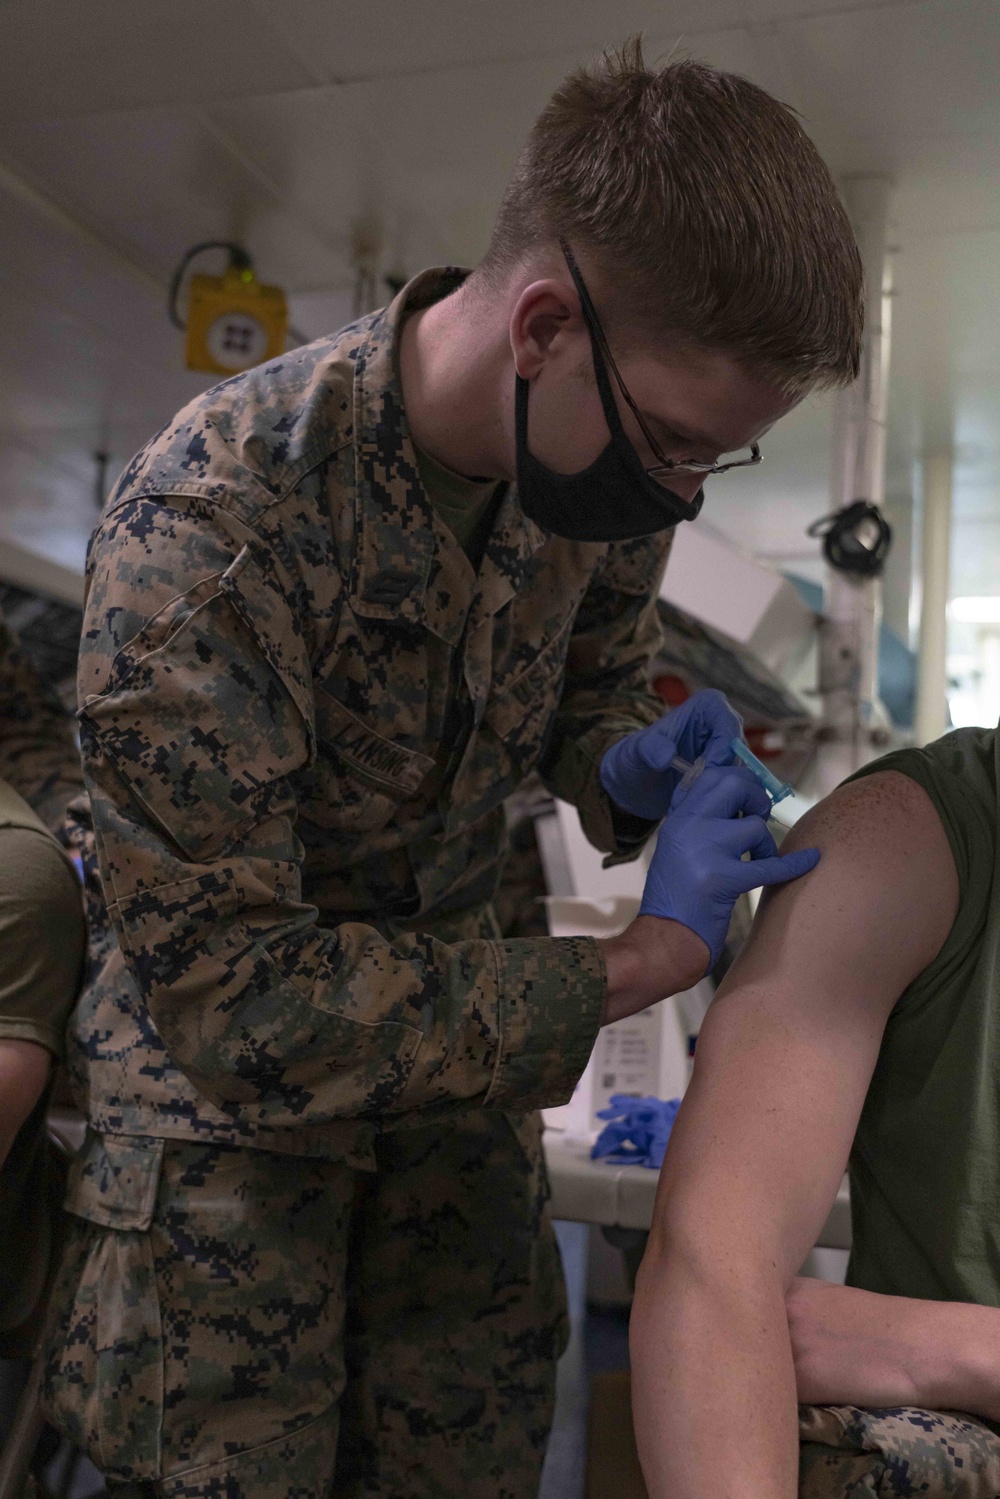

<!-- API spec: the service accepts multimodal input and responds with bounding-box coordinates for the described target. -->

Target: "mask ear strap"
[586,328,628,438]
[559,239,628,439]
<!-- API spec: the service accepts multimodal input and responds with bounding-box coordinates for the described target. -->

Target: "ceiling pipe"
[831,175,894,515]
[914,449,954,745]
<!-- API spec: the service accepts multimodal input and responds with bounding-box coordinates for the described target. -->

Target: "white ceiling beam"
[0,533,86,602]
[0,156,165,301]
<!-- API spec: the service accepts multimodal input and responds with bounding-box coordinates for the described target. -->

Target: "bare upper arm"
[648,769,958,1282]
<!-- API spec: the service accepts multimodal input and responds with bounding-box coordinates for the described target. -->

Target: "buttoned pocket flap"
[65,1133,165,1232]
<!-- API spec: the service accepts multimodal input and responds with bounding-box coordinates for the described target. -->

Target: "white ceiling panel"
[242,0,944,87]
[0,108,344,290]
[0,264,204,437]
[0,0,998,612]
[769,0,1000,171]
[0,0,312,120]
[0,182,209,407]
[0,175,215,568]
[204,87,377,264]
[260,0,749,84]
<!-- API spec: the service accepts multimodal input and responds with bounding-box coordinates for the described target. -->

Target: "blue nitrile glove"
[599,689,743,821]
[638,765,820,969]
[592,1095,681,1170]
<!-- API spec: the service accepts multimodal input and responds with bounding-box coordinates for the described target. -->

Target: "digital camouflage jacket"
[73,270,673,1164]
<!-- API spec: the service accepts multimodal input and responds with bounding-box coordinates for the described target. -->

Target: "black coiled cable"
[807,500,892,577]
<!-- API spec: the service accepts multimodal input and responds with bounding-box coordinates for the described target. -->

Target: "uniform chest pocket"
[484,616,574,759]
[482,655,562,762]
[449,621,573,826]
[310,688,436,836]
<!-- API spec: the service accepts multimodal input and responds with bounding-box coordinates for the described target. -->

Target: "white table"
[543,1130,852,1251]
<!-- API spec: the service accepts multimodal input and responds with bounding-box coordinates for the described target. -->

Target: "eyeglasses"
[560,241,763,481]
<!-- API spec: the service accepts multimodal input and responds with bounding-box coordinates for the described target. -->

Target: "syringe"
[669,751,707,789]
[671,737,796,820]
[730,738,794,806]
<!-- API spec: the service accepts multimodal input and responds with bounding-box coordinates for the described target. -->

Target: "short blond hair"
[480,41,863,394]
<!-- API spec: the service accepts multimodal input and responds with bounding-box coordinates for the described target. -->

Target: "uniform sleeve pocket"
[100,570,228,695]
[65,1132,165,1232]
[79,575,310,864]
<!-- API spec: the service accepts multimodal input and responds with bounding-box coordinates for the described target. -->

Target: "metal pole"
[808,176,894,797]
[915,449,953,745]
[830,176,893,513]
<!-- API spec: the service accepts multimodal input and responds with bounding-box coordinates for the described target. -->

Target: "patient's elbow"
[632,1214,786,1330]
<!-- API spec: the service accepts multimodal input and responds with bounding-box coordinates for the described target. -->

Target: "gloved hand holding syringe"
[598,688,801,826]
[600,691,819,972]
[670,738,798,828]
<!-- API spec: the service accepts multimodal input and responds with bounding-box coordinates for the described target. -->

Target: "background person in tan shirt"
[0,605,85,1342]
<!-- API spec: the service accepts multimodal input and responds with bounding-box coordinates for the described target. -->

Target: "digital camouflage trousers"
[799,1403,1000,1498]
[42,1110,567,1498]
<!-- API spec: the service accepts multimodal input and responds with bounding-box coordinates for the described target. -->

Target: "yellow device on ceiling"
[183,261,288,377]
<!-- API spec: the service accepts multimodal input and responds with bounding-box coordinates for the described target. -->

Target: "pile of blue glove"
[591,1094,682,1171]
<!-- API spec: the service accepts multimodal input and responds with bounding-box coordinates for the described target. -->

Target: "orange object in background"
[653,674,789,761]
[651,673,691,708]
[744,725,787,760]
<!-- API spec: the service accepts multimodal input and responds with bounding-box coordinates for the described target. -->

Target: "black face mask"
[515,331,704,543]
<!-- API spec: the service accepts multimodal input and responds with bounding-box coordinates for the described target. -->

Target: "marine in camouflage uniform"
[43,270,673,1497]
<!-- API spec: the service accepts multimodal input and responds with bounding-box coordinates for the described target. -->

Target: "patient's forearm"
[631,1248,800,1499]
[787,1278,1000,1421]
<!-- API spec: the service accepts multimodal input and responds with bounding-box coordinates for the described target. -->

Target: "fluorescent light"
[948,597,1000,624]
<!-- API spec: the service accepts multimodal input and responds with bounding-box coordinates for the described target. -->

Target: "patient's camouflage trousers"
[799,1402,1000,1497]
[42,1110,566,1498]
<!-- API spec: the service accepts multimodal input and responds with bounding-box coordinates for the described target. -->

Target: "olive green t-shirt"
[0,777,85,1336]
[847,727,1000,1305]
[0,777,84,1054]
[415,446,505,571]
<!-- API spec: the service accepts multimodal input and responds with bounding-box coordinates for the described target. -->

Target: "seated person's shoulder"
[767,725,999,996]
[0,784,82,922]
[851,724,998,840]
[740,760,959,1004]
[794,763,944,854]
[0,777,85,1059]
